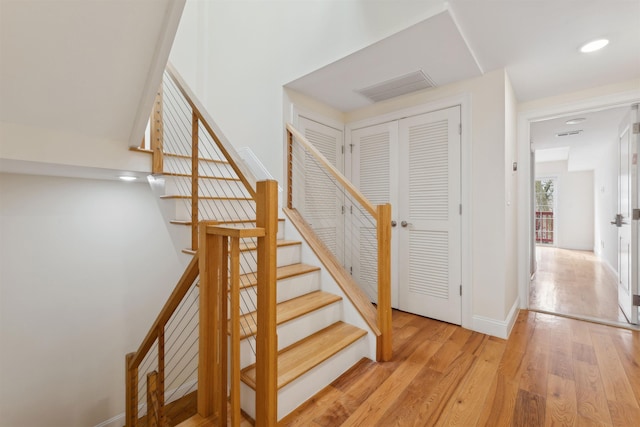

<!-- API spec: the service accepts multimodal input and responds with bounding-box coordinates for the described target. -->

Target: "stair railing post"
[125,353,138,427]
[286,129,293,209]
[191,112,199,251]
[198,220,220,417]
[255,180,278,426]
[151,87,163,174]
[376,203,393,362]
[146,371,159,427]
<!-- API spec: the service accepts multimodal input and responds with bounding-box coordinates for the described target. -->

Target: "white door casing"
[397,106,462,324]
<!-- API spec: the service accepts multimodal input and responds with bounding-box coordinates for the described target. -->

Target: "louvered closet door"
[298,117,344,263]
[350,122,399,305]
[398,107,461,324]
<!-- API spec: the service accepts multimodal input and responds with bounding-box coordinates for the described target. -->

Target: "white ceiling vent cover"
[356,70,436,103]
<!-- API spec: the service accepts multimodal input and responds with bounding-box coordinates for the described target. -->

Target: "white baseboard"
[471,298,520,339]
[94,379,197,427]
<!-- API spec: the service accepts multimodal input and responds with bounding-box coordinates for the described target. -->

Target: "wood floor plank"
[545,374,577,427]
[590,332,639,408]
[513,389,546,427]
[475,373,520,426]
[606,401,640,427]
[574,360,614,425]
[339,339,443,426]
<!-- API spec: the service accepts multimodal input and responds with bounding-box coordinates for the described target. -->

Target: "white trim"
[345,93,473,331]
[517,89,640,310]
[292,104,345,133]
[472,298,520,339]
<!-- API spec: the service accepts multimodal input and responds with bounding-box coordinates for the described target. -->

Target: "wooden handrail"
[165,63,257,198]
[286,123,377,218]
[129,253,199,368]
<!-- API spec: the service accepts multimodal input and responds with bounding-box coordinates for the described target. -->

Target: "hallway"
[529,246,627,324]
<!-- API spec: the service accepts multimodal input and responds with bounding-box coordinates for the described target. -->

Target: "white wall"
[504,73,519,315]
[535,161,594,250]
[0,173,183,427]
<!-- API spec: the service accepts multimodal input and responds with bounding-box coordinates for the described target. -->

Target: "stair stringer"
[282,210,377,361]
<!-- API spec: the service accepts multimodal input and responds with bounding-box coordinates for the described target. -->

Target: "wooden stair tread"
[170,218,285,226]
[181,239,299,256]
[232,291,341,339]
[241,321,367,390]
[160,195,253,201]
[239,263,320,289]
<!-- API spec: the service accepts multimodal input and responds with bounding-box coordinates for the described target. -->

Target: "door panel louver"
[409,120,448,221]
[359,132,390,204]
[409,230,448,298]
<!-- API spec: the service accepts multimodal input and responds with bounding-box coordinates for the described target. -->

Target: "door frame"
[517,90,640,310]
[346,93,472,330]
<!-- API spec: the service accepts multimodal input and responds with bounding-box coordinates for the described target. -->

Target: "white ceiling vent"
[356,70,436,103]
[556,130,583,137]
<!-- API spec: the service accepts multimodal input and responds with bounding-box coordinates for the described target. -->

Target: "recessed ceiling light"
[565,118,586,125]
[580,39,609,53]
[119,176,137,181]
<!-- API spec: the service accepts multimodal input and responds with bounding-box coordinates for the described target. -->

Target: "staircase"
[156,161,369,422]
[125,64,392,427]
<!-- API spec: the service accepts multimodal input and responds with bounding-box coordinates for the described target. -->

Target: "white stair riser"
[239,335,368,420]
[164,176,251,199]
[237,270,320,312]
[172,199,255,222]
[237,301,342,369]
[239,245,300,272]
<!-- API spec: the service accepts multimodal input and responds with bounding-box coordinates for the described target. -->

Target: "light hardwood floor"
[529,246,628,324]
[281,309,640,426]
[170,309,639,426]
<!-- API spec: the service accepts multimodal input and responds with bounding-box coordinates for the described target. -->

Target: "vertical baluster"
[151,87,163,174]
[147,371,159,427]
[157,327,165,425]
[287,130,293,209]
[255,180,278,427]
[198,221,220,417]
[230,235,241,427]
[191,112,199,250]
[218,235,229,423]
[125,353,138,427]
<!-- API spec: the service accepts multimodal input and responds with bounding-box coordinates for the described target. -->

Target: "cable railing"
[126,64,278,427]
[285,123,392,361]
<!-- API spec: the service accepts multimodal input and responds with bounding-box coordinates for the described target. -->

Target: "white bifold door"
[350,106,462,325]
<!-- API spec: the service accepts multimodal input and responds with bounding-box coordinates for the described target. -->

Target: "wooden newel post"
[255,180,279,426]
[151,87,163,174]
[147,371,159,427]
[125,352,138,427]
[376,203,393,362]
[198,220,221,417]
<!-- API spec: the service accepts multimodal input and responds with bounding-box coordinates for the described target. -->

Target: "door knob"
[391,221,397,227]
[611,214,624,227]
[401,220,409,227]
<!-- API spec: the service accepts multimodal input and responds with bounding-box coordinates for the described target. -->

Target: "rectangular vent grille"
[556,130,583,137]
[356,70,436,103]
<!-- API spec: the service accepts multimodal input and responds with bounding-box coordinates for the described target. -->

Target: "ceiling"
[0,0,184,147]
[531,105,630,170]
[286,0,640,112]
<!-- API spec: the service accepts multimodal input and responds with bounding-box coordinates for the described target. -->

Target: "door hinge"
[458,124,462,135]
[460,285,462,296]
[633,294,640,306]
[341,145,344,154]
[633,209,640,220]
[350,143,354,153]
[350,266,353,275]
[350,205,353,214]
[633,122,639,134]
[341,205,345,214]
[459,204,462,215]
